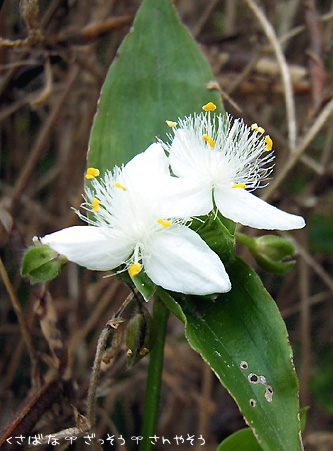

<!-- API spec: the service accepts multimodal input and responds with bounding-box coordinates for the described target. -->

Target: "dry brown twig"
[244,0,298,153]
[0,257,42,389]
[9,65,81,214]
[263,95,333,201]
[304,0,326,121]
[86,292,134,450]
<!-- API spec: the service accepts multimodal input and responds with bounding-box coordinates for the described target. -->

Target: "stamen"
[202,102,216,111]
[92,198,100,212]
[265,135,273,151]
[165,120,177,127]
[157,218,172,227]
[129,263,142,277]
[232,183,246,188]
[115,182,127,190]
[203,134,215,147]
[85,167,100,179]
[251,123,265,134]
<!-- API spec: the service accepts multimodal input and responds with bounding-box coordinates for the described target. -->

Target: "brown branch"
[244,0,297,153]
[304,0,326,121]
[0,379,63,451]
[0,257,42,389]
[9,65,80,214]
[262,95,333,200]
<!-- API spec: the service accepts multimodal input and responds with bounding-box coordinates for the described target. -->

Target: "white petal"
[214,188,306,230]
[40,226,133,271]
[143,226,231,295]
[121,143,170,182]
[151,177,213,218]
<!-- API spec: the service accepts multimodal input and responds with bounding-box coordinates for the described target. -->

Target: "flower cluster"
[39,103,305,295]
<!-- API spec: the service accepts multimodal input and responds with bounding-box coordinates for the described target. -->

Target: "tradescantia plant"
[21,1,306,450]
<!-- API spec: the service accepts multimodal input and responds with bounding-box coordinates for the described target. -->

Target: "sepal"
[21,244,68,283]
[193,214,235,266]
[129,268,155,301]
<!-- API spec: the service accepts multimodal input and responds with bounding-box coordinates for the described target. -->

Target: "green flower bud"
[21,244,68,284]
[237,232,296,274]
[126,306,158,368]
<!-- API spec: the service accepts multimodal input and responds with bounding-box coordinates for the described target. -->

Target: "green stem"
[139,295,170,451]
[235,231,256,250]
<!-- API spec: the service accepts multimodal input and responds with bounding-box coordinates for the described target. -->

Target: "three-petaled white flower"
[40,144,231,295]
[162,103,305,230]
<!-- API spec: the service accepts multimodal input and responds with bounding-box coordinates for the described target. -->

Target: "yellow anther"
[251,123,265,134]
[157,218,172,227]
[140,348,150,356]
[115,182,127,191]
[232,183,246,188]
[85,167,100,179]
[203,134,215,147]
[166,120,177,127]
[128,263,142,277]
[92,198,100,212]
[202,102,216,111]
[265,135,273,151]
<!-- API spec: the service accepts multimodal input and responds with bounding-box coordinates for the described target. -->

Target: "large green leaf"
[161,257,303,451]
[87,0,221,171]
[216,407,308,451]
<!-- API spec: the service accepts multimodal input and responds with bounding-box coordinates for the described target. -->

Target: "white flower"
[162,104,305,230]
[40,143,231,295]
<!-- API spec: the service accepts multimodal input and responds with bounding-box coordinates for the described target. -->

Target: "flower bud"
[126,306,158,368]
[21,244,68,284]
[251,235,296,274]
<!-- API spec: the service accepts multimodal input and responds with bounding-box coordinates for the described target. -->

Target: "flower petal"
[40,226,133,271]
[120,143,170,183]
[151,177,213,218]
[214,188,306,230]
[143,225,231,295]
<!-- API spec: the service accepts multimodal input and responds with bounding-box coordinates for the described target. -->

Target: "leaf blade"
[180,257,303,451]
[88,0,221,171]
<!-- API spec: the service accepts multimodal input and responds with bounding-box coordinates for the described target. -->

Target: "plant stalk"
[139,295,169,451]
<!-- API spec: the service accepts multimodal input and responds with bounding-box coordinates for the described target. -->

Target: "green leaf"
[162,257,303,451]
[216,406,309,451]
[217,427,263,451]
[87,0,221,172]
